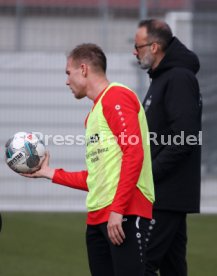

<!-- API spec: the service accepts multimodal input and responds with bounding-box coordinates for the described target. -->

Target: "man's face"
[65,58,86,99]
[134,27,155,70]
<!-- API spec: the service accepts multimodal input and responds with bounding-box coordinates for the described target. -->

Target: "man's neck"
[87,78,110,101]
[152,52,165,70]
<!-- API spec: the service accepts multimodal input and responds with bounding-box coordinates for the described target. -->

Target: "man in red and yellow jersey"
[22,43,154,276]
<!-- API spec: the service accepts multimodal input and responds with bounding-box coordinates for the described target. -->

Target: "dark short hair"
[68,43,107,73]
[138,19,173,51]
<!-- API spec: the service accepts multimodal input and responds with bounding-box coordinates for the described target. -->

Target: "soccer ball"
[5,132,46,173]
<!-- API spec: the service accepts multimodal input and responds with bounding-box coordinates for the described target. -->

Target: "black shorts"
[86,216,150,276]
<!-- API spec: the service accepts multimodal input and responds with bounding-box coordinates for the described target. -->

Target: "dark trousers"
[145,210,187,276]
[86,216,150,276]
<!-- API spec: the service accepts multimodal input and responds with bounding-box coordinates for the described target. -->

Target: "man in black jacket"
[134,19,202,276]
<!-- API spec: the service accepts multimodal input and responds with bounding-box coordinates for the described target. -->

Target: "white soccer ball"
[5,132,46,173]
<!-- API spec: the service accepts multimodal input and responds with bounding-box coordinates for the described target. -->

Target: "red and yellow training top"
[52,83,154,225]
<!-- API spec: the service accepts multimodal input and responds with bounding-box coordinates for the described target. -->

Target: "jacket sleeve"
[102,87,144,214]
[152,69,202,182]
[52,169,88,191]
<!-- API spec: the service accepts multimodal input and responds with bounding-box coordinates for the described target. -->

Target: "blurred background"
[0,0,217,212]
[0,1,217,276]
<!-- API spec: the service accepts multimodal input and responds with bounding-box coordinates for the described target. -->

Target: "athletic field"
[0,213,216,276]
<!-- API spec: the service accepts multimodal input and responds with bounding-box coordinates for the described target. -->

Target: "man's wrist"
[44,168,55,180]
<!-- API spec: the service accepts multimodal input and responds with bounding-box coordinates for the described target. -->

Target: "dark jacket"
[143,37,202,213]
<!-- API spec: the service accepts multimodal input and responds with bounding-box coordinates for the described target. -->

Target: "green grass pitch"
[0,213,216,276]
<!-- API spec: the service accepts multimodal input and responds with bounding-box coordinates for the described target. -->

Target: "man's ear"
[80,63,88,77]
[151,42,160,54]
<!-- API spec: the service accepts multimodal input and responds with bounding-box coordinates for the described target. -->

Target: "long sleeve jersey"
[52,85,153,225]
